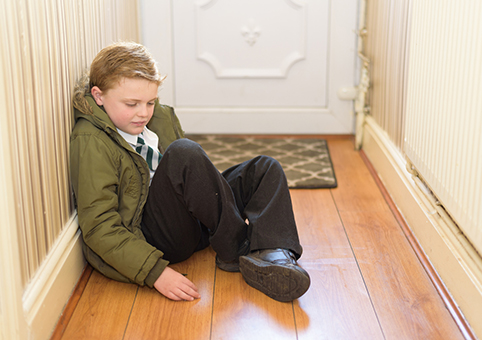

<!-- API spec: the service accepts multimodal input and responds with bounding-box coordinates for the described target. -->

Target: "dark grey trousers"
[141,138,302,264]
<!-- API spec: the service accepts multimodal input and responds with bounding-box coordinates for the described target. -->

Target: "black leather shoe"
[239,248,310,302]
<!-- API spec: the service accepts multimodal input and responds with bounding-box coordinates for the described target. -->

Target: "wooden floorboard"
[56,137,467,340]
[59,270,138,340]
[50,265,93,340]
[340,210,464,339]
[123,247,216,340]
[211,269,297,340]
[360,150,477,340]
[291,189,383,340]
[329,139,465,340]
[329,140,392,213]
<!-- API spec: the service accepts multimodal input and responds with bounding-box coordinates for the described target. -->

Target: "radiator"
[404,0,482,253]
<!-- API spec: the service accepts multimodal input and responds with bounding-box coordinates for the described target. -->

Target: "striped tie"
[135,134,162,171]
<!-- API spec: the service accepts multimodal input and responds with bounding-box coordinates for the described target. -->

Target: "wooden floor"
[53,138,466,340]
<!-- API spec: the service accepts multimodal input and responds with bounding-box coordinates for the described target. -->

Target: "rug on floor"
[187,135,337,189]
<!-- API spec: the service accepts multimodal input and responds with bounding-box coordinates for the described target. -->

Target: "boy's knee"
[167,138,200,151]
[258,155,282,170]
[165,138,205,159]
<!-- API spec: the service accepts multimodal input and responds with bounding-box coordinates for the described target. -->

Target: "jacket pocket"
[122,168,141,198]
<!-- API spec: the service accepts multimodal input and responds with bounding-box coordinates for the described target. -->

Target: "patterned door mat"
[187,135,337,189]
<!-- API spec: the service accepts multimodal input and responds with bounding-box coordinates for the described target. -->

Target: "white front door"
[141,0,358,134]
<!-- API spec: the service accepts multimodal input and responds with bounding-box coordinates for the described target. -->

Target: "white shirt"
[117,127,160,182]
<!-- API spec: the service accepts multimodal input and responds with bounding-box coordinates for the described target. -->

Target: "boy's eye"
[126,103,137,107]
[148,102,155,106]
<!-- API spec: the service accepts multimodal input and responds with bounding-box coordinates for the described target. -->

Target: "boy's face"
[91,77,159,135]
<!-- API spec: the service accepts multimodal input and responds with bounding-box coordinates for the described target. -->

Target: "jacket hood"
[72,73,119,134]
[73,73,94,116]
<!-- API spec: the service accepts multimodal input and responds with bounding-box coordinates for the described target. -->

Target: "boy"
[71,42,310,302]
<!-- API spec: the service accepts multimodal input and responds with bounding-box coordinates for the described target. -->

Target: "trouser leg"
[222,156,303,258]
[141,138,302,265]
[141,139,247,263]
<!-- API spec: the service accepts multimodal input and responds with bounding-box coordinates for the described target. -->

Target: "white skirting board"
[362,116,482,338]
[22,215,85,340]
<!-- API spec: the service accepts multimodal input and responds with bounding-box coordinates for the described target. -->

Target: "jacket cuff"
[145,258,169,288]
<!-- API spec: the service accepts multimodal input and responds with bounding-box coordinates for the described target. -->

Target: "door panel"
[173,0,328,107]
[140,0,358,134]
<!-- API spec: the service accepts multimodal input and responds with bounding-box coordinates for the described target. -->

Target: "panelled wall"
[362,0,482,336]
[404,0,482,255]
[364,0,482,259]
[364,0,410,150]
[1,0,139,289]
[0,1,140,338]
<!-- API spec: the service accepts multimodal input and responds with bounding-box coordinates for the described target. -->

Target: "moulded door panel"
[140,0,358,134]
[173,0,329,108]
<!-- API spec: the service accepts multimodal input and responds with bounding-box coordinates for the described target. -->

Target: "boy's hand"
[154,267,201,301]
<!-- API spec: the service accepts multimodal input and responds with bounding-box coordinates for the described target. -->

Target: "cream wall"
[0,1,140,339]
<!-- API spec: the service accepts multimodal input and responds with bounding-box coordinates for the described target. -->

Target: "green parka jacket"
[70,85,184,287]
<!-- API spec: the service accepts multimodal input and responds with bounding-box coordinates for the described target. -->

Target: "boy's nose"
[138,105,149,117]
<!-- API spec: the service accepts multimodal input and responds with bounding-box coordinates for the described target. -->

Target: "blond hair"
[89,42,163,91]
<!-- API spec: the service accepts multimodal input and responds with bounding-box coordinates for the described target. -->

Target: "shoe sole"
[239,256,310,302]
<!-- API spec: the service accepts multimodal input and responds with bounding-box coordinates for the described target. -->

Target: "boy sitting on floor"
[70,42,310,302]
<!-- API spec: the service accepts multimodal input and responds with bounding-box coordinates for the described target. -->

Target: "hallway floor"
[53,137,466,340]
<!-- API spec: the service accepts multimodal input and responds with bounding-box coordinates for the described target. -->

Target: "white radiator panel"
[404,0,482,253]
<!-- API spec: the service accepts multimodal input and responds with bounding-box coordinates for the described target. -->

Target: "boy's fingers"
[180,275,199,292]
[167,292,183,301]
[179,282,201,299]
[183,286,201,299]
[173,288,198,301]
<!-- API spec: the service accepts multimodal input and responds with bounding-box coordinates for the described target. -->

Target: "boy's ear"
[91,86,104,106]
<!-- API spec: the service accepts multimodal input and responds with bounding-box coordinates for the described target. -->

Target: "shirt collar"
[116,127,159,148]
[116,128,139,146]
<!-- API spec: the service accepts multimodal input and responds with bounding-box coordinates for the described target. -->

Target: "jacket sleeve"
[70,131,168,286]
